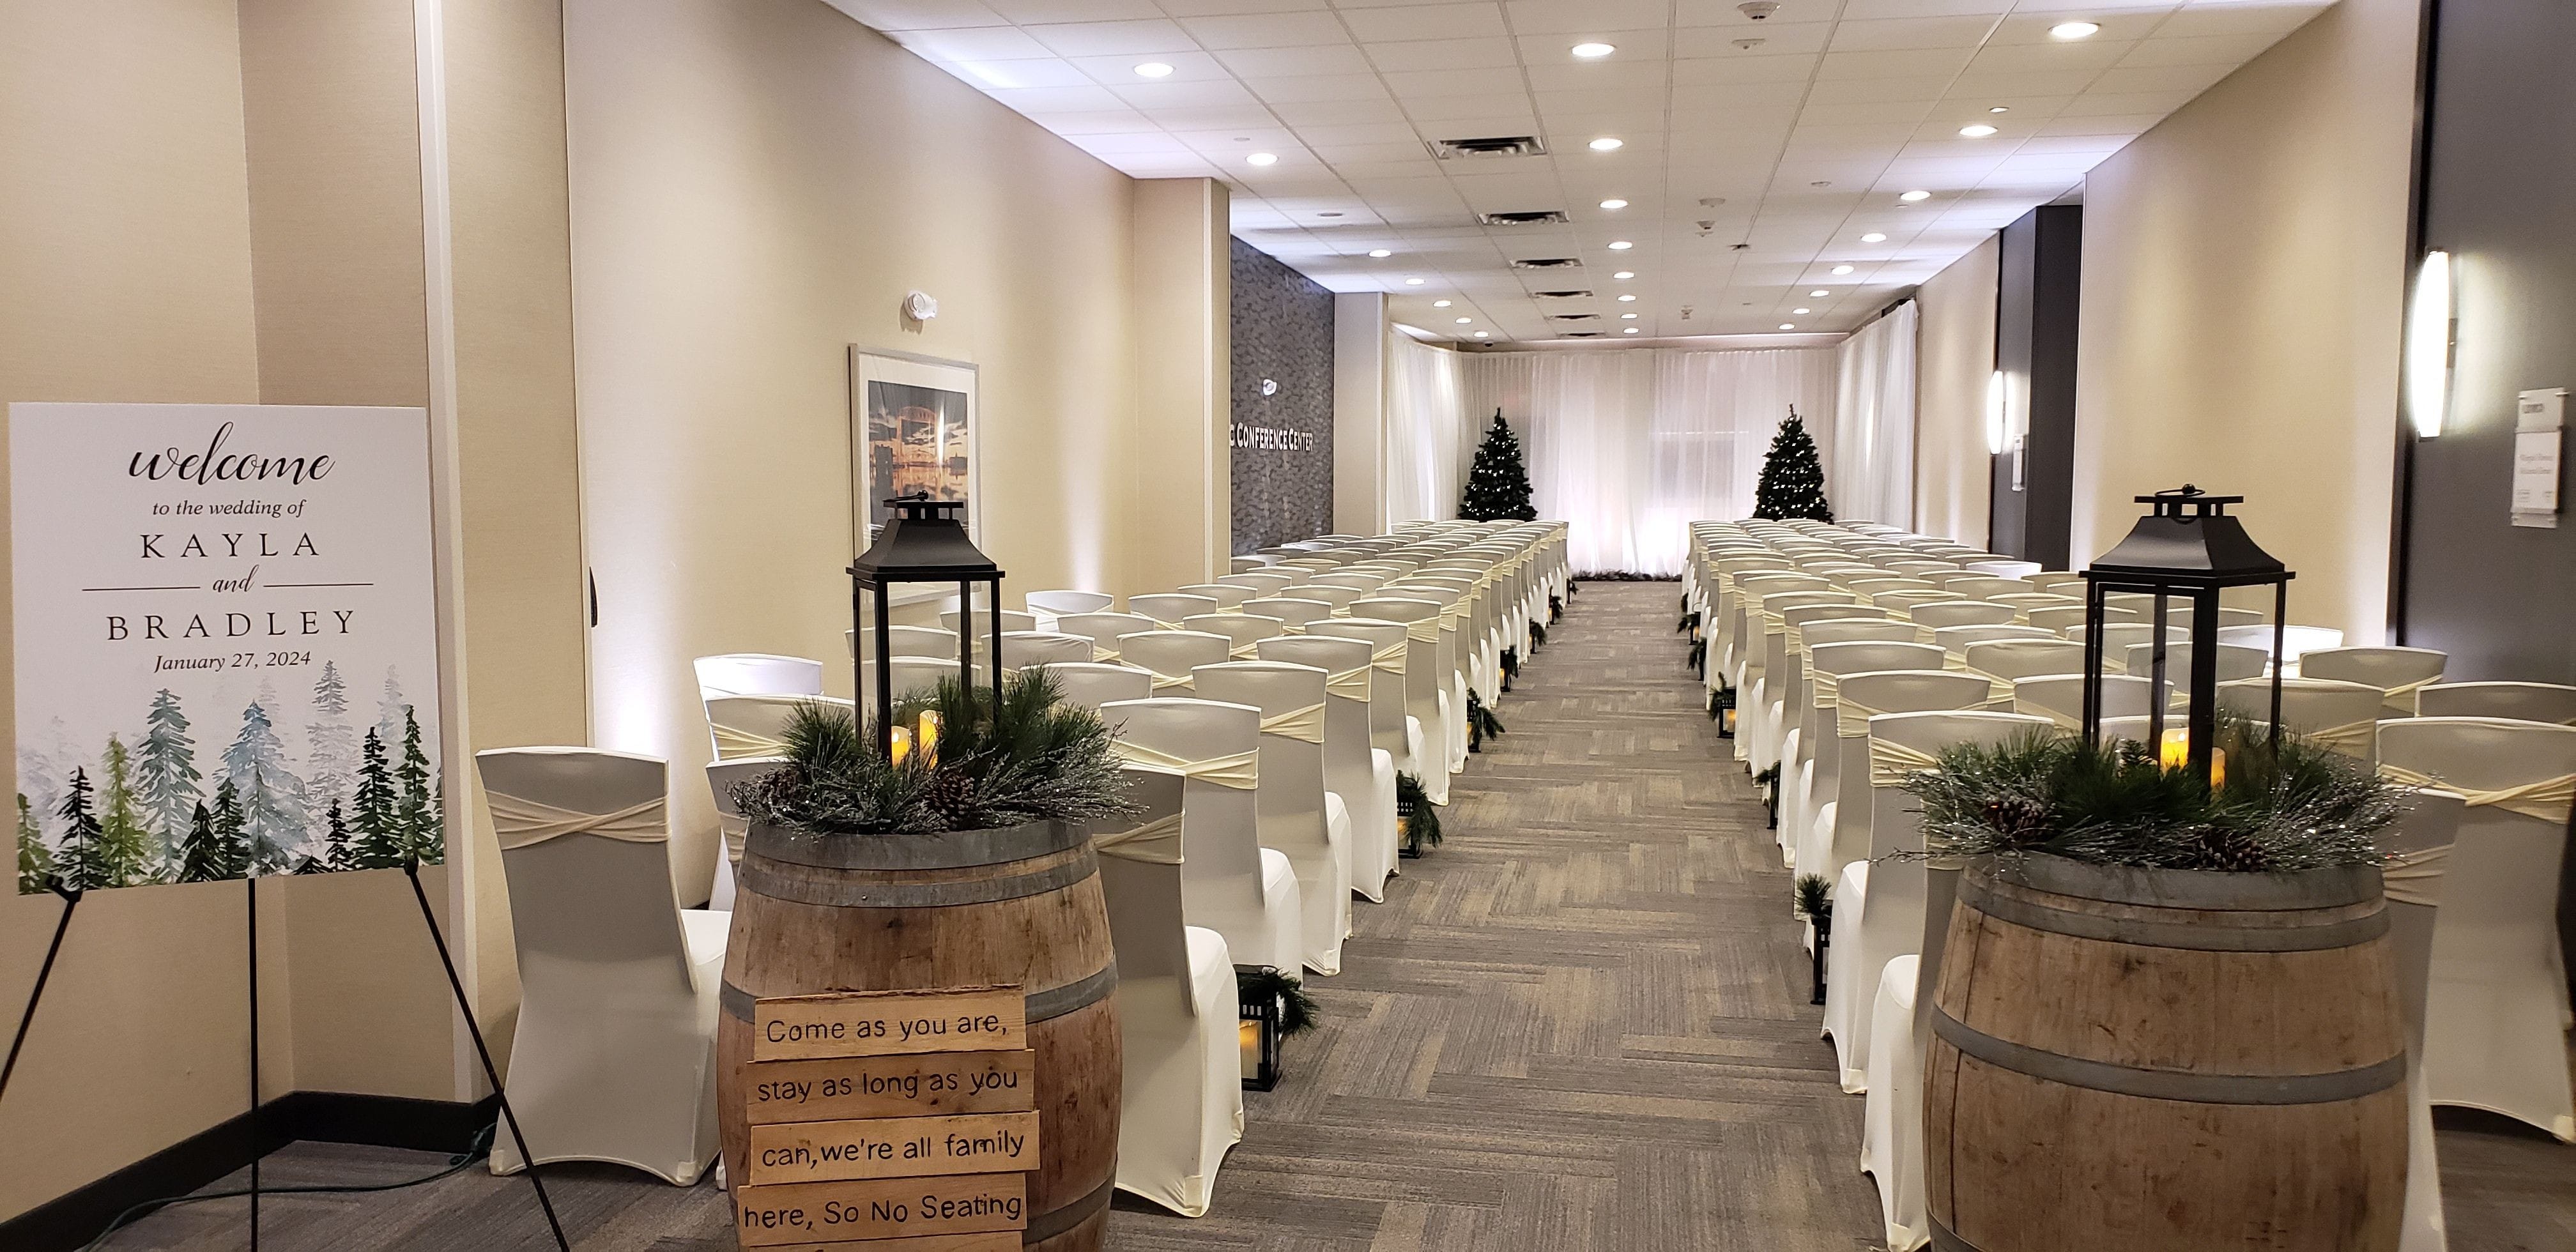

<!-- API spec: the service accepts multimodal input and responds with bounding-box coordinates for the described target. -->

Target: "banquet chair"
[1307,572,1386,596]
[1870,590,1955,619]
[1177,582,1252,609]
[1281,584,1363,614]
[1130,594,1219,629]
[2026,571,2085,594]
[1216,571,1296,599]
[477,748,722,1186]
[939,608,1037,636]
[1229,556,1270,574]
[1962,637,2087,682]
[2381,788,2467,1252]
[1802,618,1919,651]
[2013,674,2150,731]
[2379,718,2576,1141]
[878,659,960,703]
[1117,631,1231,692]
[2216,622,2347,668]
[1087,768,1241,1217]
[1905,600,2014,637]
[1307,617,1426,786]
[2022,604,2106,634]
[703,754,785,911]
[1886,561,1957,579]
[1854,712,2053,1249]
[2417,680,2576,724]
[1989,593,2078,622]
[1023,590,1115,622]
[1937,576,2035,600]
[1000,630,1098,670]
[1748,590,1859,772]
[846,624,958,660]
[1962,560,2042,578]
[1054,612,1160,660]
[1103,698,1303,973]
[2062,621,2184,656]
[1046,662,1154,713]
[1194,662,1351,974]
[693,653,822,699]
[1240,597,1332,632]
[1258,634,1395,903]
[1793,641,1947,880]
[2120,641,2270,689]
[1772,602,1883,793]
[705,694,855,761]
[1184,612,1289,658]
[2302,646,2451,715]
[2218,676,2386,760]
[1931,624,2054,659]
[1350,597,1452,802]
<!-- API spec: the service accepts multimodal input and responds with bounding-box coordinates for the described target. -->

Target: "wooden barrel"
[1926,853,2406,1252]
[719,820,1121,1251]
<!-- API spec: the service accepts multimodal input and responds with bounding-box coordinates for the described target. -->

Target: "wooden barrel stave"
[717,820,1121,1251]
[1925,855,2407,1252]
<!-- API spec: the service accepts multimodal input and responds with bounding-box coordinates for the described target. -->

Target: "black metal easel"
[1,866,567,1251]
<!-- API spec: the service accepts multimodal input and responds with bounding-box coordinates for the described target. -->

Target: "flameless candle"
[891,724,912,766]
[2159,727,2225,788]
[919,710,942,767]
[1239,1020,1261,1081]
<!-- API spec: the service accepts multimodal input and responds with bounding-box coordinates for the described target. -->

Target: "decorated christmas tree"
[1459,410,1537,521]
[1751,406,1832,523]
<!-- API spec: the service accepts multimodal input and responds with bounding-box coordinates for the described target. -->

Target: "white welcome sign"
[12,403,442,894]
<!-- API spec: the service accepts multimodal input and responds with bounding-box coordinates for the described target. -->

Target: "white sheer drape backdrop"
[1385,329,1466,525]
[1459,348,1837,575]
[1830,301,1919,527]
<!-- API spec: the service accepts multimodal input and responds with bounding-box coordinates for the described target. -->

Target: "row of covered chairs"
[1683,516,2576,1252]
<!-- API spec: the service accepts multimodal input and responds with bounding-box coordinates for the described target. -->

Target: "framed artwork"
[850,347,979,566]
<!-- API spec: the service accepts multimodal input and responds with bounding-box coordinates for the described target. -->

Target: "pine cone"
[1979,797,2051,844]
[2188,827,2267,872]
[919,768,979,825]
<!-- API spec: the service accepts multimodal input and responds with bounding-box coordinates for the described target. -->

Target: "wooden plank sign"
[752,988,1025,1062]
[742,1051,1036,1126]
[733,1174,1027,1248]
[747,1237,1020,1252]
[745,1110,1039,1185]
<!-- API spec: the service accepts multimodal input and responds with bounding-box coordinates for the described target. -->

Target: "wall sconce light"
[2406,250,2453,438]
[1985,369,2009,455]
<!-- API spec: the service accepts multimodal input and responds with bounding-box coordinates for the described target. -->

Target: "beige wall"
[2074,0,2418,637]
[1333,293,1390,537]
[1131,178,1234,591]
[1914,236,1999,547]
[565,0,1153,899]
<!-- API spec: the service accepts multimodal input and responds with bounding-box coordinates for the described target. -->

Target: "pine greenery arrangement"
[732,669,1136,836]
[1793,873,1832,923]
[1394,771,1441,853]
[1899,719,2406,873]
[1459,410,1538,521]
[1236,965,1320,1037]
[1751,407,1833,522]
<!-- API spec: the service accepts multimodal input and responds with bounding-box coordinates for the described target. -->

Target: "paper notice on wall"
[2512,389,2565,529]
[10,403,442,894]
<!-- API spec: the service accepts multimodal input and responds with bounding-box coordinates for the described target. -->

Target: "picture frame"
[849,347,980,599]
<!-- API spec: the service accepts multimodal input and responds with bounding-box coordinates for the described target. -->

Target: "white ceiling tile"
[1036,108,1156,133]
[1503,0,1669,36]
[1673,23,1834,57]
[2158,1,2331,39]
[1137,103,1279,129]
[1671,52,1820,86]
[1068,131,1190,155]
[1797,98,1939,126]
[1178,12,1353,49]
[1817,47,1979,80]
[2119,32,2285,67]
[1268,97,1411,125]
[1160,0,1331,12]
[1828,15,2005,51]
[1987,10,2170,44]
[1337,159,1460,183]
[1213,43,1374,76]
[1961,40,2133,75]
[1340,4,1510,43]
[1170,125,1305,153]
[1925,94,2070,121]
[891,26,1056,60]
[983,0,1159,21]
[1292,121,1426,146]
[1670,81,1794,112]
[1531,87,1667,114]
[1946,69,2104,97]
[1066,50,1232,84]
[1513,29,1673,69]
[1113,77,1261,108]
[1369,36,1524,73]
[986,84,1129,111]
[944,57,1098,89]
[2058,88,2196,116]
[822,1,1009,32]
[1313,141,1441,164]
[1250,73,1392,103]
[1385,68,1530,98]
[1021,19,1199,57]
[2088,62,2236,95]
[2035,113,2159,137]
[1401,95,1538,123]
[1804,73,1954,103]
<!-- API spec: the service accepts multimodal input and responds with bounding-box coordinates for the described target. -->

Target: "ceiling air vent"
[1510,257,1582,270]
[1532,289,1593,299]
[1551,313,1600,321]
[1562,332,1604,338]
[1428,135,1549,160]
[1479,210,1572,227]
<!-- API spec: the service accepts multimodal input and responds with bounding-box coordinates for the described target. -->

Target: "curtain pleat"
[1830,302,1920,528]
[1386,330,1466,524]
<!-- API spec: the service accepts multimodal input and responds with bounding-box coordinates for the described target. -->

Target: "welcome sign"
[12,402,442,894]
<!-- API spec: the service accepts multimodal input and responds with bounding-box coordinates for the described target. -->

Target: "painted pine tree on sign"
[305,662,355,819]
[99,736,157,887]
[16,795,50,894]
[324,798,356,873]
[54,767,107,892]
[224,703,309,874]
[352,727,405,869]
[395,706,442,864]
[137,689,203,853]
[178,800,227,883]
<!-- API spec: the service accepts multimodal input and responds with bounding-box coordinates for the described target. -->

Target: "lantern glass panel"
[849,494,1006,758]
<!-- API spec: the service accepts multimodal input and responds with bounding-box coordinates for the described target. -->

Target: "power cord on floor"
[80,1122,498,1251]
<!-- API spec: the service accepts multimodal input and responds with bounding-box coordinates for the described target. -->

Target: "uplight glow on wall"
[1985,369,2009,455]
[2406,250,2453,437]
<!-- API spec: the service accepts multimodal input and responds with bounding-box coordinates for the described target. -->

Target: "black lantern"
[1236,965,1284,1091]
[849,494,1004,759]
[2078,485,2291,784]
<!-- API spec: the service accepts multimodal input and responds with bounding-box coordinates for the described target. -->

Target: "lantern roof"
[2084,485,2290,588]
[849,494,1003,583]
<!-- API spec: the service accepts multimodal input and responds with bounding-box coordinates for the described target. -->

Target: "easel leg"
[402,860,571,1251]
[248,876,260,1251]
[0,877,82,1106]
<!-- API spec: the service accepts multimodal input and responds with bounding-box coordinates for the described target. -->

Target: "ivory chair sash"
[705,694,855,761]
[1087,768,1241,1217]
[693,653,823,699]
[1128,594,1220,630]
[1793,643,1945,877]
[2379,718,2576,1142]
[2218,676,2385,761]
[2378,788,2465,1252]
[1178,583,1252,609]
[1116,631,1232,692]
[2120,641,2269,689]
[1195,661,1351,975]
[2014,674,2150,732]
[1962,638,2087,683]
[847,624,959,660]
[1104,698,1303,973]
[1259,635,1397,904]
[1280,584,1363,614]
[476,748,723,1186]
[1183,612,1289,659]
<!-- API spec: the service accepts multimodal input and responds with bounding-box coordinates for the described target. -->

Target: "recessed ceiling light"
[1793,307,1811,315]
[1959,123,1999,138]
[1599,198,1629,210]
[1433,299,1452,307]
[1571,42,1616,59]
[2050,20,2101,40]
[1368,248,1392,258]
[1899,190,1931,202]
[1607,240,1634,250]
[1473,330,1490,338]
[1810,289,1829,297]
[1623,327,1640,334]
[1621,312,1638,319]
[1134,61,1174,79]
[1588,137,1623,151]
[1246,151,1277,167]
[1861,233,1888,243]
[1832,264,1855,275]
[1617,293,1637,302]
[1989,106,2011,114]
[1779,323,1797,330]
[1455,317,1473,324]
[1404,277,1425,285]
[1614,271,1636,280]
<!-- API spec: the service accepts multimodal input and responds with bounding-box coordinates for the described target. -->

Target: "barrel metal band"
[1023,1175,1116,1244]
[1959,876,2389,952]
[721,961,1116,1025]
[738,847,1097,909]
[1931,1007,2407,1105]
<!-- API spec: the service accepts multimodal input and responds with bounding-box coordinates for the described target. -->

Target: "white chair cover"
[2303,646,2450,715]
[704,694,855,761]
[1128,594,1220,629]
[846,624,959,660]
[1045,662,1154,712]
[1259,634,1397,904]
[1240,597,1333,632]
[702,755,786,911]
[1117,631,1232,692]
[1182,612,1288,659]
[1349,598,1450,804]
[1177,582,1251,609]
[1103,699,1304,974]
[1054,612,1160,659]
[2218,676,2385,761]
[1023,589,1115,623]
[999,630,1097,670]
[1193,662,1351,975]
[693,653,822,699]
[939,607,1037,636]
[476,748,721,1186]
[1308,618,1426,790]
[2416,680,2576,724]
